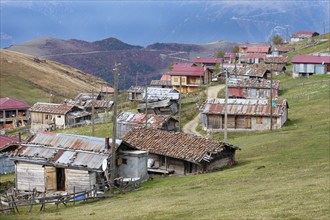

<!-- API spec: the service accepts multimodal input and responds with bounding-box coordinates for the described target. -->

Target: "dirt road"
[182,84,224,136]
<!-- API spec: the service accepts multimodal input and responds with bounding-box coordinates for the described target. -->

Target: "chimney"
[105,137,110,151]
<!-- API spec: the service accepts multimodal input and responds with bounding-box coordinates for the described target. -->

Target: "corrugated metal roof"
[265,56,288,64]
[0,135,19,150]
[292,55,330,64]
[228,78,280,90]
[11,133,124,171]
[123,128,239,164]
[29,102,74,114]
[201,98,287,117]
[170,62,205,76]
[143,88,179,101]
[291,31,319,38]
[117,111,177,127]
[236,64,270,78]
[0,97,30,110]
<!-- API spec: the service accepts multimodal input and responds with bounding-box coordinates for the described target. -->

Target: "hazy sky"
[1,0,329,47]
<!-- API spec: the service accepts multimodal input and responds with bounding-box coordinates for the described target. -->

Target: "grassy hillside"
[1,74,329,219]
[0,49,108,105]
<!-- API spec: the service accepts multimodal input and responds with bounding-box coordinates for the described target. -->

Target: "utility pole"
[269,67,273,131]
[145,84,148,128]
[224,69,228,142]
[91,82,95,136]
[110,62,119,190]
[179,76,182,132]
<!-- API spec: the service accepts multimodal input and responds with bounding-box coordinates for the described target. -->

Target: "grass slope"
[0,49,108,105]
[2,75,329,220]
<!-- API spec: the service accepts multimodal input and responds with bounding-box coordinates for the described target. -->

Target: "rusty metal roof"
[265,56,288,64]
[29,102,74,114]
[201,98,287,117]
[228,78,280,90]
[235,64,270,78]
[10,133,124,171]
[117,111,177,127]
[123,128,239,164]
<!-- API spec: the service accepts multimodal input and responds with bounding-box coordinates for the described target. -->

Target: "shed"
[116,111,178,138]
[9,132,147,193]
[291,55,330,78]
[137,99,178,115]
[0,135,20,174]
[228,78,280,99]
[200,98,288,131]
[122,128,240,175]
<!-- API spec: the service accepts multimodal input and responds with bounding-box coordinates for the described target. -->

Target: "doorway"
[56,168,66,191]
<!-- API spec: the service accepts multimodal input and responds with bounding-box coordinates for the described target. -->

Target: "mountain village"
[0,30,329,217]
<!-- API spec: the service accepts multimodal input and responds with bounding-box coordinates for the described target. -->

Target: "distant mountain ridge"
[7,37,236,89]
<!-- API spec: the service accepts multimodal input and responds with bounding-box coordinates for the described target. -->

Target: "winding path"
[182,84,225,136]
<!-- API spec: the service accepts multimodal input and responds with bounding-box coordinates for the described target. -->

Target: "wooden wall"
[16,162,45,192]
[66,169,96,193]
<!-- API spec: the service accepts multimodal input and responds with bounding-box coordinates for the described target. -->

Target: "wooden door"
[45,167,56,191]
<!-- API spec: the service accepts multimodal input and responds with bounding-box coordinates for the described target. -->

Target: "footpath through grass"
[1,75,330,220]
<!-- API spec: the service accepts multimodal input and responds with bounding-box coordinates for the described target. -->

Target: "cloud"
[0,32,13,40]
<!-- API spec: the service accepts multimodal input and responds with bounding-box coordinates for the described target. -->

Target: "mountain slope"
[7,37,236,89]
[0,49,108,105]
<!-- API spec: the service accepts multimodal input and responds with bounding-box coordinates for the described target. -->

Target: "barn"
[200,98,288,131]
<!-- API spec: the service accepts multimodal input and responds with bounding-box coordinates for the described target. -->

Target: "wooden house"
[246,53,266,64]
[200,98,288,131]
[127,86,145,101]
[194,57,223,70]
[291,55,330,78]
[290,31,319,42]
[9,132,148,193]
[169,62,213,94]
[137,99,178,115]
[123,128,240,175]
[0,97,30,130]
[223,53,237,64]
[99,86,114,99]
[228,78,280,99]
[116,111,178,138]
[234,64,271,79]
[29,102,91,132]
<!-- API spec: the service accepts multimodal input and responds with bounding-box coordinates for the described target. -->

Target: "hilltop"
[7,37,236,89]
[0,49,108,105]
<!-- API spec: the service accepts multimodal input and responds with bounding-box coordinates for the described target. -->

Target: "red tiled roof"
[291,31,319,38]
[224,53,236,59]
[160,74,171,81]
[100,86,114,94]
[122,128,239,164]
[246,53,266,59]
[194,57,223,64]
[0,97,30,110]
[0,135,19,150]
[247,46,270,53]
[170,62,205,76]
[292,55,330,64]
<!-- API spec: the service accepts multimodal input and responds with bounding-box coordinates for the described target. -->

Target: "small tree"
[231,45,239,53]
[272,35,284,45]
[215,50,225,58]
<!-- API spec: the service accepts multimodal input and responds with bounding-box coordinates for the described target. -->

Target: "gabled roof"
[0,135,19,150]
[201,98,287,117]
[235,64,270,78]
[100,86,114,94]
[123,128,239,165]
[117,111,177,127]
[169,62,205,76]
[247,46,270,53]
[0,97,29,110]
[228,78,280,90]
[291,55,330,64]
[127,86,145,93]
[194,57,223,64]
[10,132,125,171]
[246,53,266,59]
[160,74,171,81]
[291,31,319,38]
[29,102,74,114]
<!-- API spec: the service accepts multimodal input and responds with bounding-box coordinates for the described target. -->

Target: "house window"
[45,114,52,120]
[57,115,61,118]
[256,116,263,124]
[173,77,179,83]
[181,77,186,83]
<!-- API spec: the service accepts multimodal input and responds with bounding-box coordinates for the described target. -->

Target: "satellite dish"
[102,159,108,171]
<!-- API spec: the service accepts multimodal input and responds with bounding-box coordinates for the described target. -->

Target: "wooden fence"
[0,178,140,214]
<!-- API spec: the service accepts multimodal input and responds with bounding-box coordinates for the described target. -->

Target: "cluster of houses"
[0,30,329,196]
